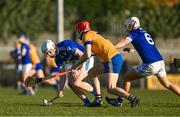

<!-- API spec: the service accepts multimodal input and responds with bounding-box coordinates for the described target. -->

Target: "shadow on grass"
[16,102,108,108]
[153,103,180,108]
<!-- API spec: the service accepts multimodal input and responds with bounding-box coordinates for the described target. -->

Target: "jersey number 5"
[144,33,154,45]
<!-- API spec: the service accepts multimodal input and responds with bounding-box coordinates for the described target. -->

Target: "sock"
[83,98,91,105]
[91,88,96,95]
[21,84,29,94]
[36,78,43,83]
[116,96,124,103]
[128,95,136,102]
[95,94,102,101]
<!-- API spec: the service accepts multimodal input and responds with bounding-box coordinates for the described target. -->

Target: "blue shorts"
[35,63,43,71]
[50,67,60,73]
[103,54,124,73]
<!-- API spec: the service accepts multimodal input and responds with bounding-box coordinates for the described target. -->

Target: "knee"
[73,80,80,87]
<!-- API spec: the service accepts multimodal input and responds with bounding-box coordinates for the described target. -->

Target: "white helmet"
[124,17,140,31]
[41,40,55,54]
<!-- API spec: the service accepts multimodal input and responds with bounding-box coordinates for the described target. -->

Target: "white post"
[57,0,64,42]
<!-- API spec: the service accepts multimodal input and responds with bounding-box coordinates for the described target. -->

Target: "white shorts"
[22,63,32,74]
[134,60,166,77]
[16,64,22,73]
[81,57,94,71]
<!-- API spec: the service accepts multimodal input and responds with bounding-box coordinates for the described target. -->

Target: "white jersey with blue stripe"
[127,28,163,64]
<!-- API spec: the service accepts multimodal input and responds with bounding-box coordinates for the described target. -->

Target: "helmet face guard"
[124,17,140,31]
[124,20,135,31]
[41,40,55,55]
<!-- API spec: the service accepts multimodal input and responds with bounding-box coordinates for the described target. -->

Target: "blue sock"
[83,98,91,105]
[21,84,29,94]
[117,96,124,103]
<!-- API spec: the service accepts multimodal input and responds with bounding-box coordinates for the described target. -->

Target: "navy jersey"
[127,28,163,63]
[21,43,31,64]
[55,40,85,68]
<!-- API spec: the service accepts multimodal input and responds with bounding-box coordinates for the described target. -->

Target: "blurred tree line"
[0,0,179,42]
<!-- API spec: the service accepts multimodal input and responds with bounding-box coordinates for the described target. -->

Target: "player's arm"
[74,48,84,57]
[21,46,27,56]
[115,38,131,49]
[123,47,136,53]
[73,44,92,70]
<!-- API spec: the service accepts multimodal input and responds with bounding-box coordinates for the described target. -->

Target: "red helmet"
[75,20,90,31]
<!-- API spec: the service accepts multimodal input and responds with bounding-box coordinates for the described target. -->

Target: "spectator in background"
[18,34,34,95]
[9,40,22,89]
[28,39,46,86]
[168,56,178,73]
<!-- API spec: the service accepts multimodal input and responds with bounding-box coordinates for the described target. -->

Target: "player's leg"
[36,69,45,78]
[22,63,34,95]
[105,73,140,108]
[106,73,129,97]
[72,70,94,92]
[113,63,153,106]
[28,69,36,77]
[88,62,103,95]
[104,54,140,107]
[72,60,101,105]
[57,75,66,96]
[16,64,23,90]
[156,61,180,96]
[68,78,91,106]
[123,69,144,92]
[69,66,99,106]
[71,57,98,94]
[32,63,45,92]
[157,75,180,96]
[105,70,142,107]
[87,62,103,106]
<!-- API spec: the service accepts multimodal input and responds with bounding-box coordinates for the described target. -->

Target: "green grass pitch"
[0,87,179,116]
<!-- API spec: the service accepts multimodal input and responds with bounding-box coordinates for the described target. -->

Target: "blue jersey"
[55,40,85,68]
[127,28,163,63]
[21,43,31,64]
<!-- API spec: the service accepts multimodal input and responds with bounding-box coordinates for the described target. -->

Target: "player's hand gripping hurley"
[25,70,72,87]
